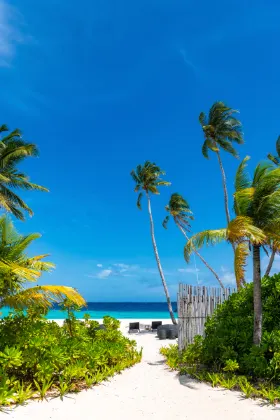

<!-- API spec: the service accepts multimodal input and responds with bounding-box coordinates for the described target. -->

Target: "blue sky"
[0,0,280,301]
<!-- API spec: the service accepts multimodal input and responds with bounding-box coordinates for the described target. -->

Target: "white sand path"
[2,319,279,420]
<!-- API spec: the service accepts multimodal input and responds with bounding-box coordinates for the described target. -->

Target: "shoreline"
[50,318,170,333]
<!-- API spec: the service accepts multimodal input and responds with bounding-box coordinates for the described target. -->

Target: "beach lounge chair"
[151,321,162,331]
[128,322,140,333]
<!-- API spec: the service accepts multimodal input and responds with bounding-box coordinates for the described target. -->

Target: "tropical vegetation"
[160,274,280,405]
[0,215,85,310]
[0,312,141,405]
[0,124,48,220]
[184,157,280,344]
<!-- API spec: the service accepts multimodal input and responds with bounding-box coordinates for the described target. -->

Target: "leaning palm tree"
[0,124,48,220]
[131,161,176,324]
[0,216,85,310]
[265,135,280,276]
[199,102,243,225]
[185,158,280,345]
[163,193,225,290]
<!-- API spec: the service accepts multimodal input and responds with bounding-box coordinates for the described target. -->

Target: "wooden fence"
[177,284,235,351]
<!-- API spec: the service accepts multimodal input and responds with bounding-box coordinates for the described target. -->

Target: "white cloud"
[113,263,129,269]
[97,263,103,268]
[0,1,27,66]
[97,269,112,279]
[113,263,130,272]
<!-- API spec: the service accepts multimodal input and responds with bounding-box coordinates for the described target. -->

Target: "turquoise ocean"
[0,302,178,320]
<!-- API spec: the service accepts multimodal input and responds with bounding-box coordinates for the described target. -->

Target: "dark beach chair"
[151,321,162,331]
[128,322,140,333]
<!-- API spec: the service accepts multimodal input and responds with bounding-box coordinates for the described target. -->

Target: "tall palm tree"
[199,102,243,226]
[184,158,280,345]
[0,216,85,310]
[163,193,225,290]
[0,124,48,220]
[131,161,177,324]
[265,135,280,276]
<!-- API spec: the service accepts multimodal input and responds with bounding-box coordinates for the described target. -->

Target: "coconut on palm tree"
[163,193,225,290]
[184,157,280,344]
[199,102,243,225]
[131,161,176,324]
[0,124,48,220]
[0,216,85,310]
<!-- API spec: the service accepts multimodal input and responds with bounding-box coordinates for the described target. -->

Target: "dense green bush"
[201,273,280,379]
[0,312,141,405]
[160,274,280,404]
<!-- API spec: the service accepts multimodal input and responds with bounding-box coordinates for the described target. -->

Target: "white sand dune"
[3,319,279,420]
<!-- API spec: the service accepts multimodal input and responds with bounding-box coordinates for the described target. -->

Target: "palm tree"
[199,102,243,225]
[163,193,225,290]
[265,135,280,276]
[131,161,177,324]
[0,124,48,220]
[0,216,85,310]
[184,158,280,345]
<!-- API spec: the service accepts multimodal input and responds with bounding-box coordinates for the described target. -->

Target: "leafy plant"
[223,359,239,373]
[84,373,95,388]
[34,378,53,400]
[57,376,71,400]
[0,346,23,369]
[14,382,34,405]
[206,372,222,387]
[219,374,238,390]
[258,384,279,405]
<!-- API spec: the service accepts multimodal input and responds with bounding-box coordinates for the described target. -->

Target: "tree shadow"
[177,374,199,390]
[147,360,165,366]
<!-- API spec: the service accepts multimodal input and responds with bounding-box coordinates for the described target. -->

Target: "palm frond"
[217,138,238,158]
[234,187,255,216]
[228,216,266,245]
[184,228,227,263]
[276,135,280,158]
[137,192,143,210]
[252,161,273,187]
[3,286,86,310]
[199,102,243,158]
[163,215,169,229]
[267,153,280,165]
[235,156,251,192]
[0,124,9,134]
[234,242,249,289]
[202,140,209,158]
[198,112,206,127]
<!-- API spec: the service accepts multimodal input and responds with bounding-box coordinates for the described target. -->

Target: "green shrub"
[0,312,141,406]
[201,274,280,380]
[160,274,280,404]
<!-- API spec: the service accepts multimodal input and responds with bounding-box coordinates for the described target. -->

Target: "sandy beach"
[2,319,279,420]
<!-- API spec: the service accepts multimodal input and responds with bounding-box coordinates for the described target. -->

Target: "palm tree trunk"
[216,151,231,224]
[146,192,177,325]
[265,248,276,277]
[176,222,225,291]
[253,244,262,345]
[216,151,236,257]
